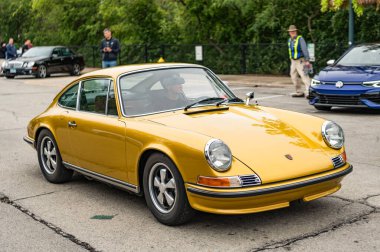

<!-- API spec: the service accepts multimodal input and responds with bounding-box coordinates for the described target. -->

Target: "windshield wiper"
[184,97,225,111]
[215,97,243,106]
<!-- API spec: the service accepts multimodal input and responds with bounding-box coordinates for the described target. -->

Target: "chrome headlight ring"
[204,139,232,172]
[322,121,345,149]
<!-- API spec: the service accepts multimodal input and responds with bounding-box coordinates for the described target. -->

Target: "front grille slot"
[239,174,261,187]
[319,95,362,105]
[332,155,345,168]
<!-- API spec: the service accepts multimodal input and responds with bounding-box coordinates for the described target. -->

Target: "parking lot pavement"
[0,75,379,252]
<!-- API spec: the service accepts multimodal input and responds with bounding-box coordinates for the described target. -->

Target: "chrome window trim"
[116,65,242,118]
[63,161,139,194]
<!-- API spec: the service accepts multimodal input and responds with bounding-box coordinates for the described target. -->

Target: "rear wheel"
[314,105,332,111]
[143,153,194,225]
[37,129,73,183]
[37,65,47,78]
[71,63,81,76]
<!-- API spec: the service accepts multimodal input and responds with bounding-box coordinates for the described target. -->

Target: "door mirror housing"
[52,53,58,58]
[245,91,254,105]
[327,59,335,66]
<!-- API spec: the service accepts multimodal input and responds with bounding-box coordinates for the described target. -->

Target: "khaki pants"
[290,58,311,96]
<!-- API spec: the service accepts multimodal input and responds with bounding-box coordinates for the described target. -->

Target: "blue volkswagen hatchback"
[309,44,380,110]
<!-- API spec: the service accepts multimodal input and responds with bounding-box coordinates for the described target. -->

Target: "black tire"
[71,63,81,76]
[143,153,194,226]
[5,75,15,79]
[37,65,47,78]
[37,129,73,183]
[314,105,332,111]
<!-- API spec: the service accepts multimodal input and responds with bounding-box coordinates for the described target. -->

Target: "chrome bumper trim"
[187,165,353,198]
[23,136,35,149]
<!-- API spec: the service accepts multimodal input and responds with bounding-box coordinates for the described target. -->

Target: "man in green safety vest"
[287,25,311,98]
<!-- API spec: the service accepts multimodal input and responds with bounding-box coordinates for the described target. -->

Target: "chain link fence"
[70,43,350,75]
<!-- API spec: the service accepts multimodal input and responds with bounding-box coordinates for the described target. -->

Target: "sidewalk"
[83,68,292,88]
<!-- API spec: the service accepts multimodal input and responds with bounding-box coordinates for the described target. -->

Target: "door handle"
[68,121,77,127]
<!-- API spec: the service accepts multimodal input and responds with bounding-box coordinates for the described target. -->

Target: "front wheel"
[143,153,194,225]
[37,65,47,78]
[37,129,73,183]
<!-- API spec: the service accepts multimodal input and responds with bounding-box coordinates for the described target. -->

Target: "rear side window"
[79,79,110,114]
[58,83,79,109]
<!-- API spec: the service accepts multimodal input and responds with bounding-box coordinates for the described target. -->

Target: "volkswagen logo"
[335,81,344,88]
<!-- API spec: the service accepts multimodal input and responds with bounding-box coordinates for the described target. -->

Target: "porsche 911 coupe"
[309,43,380,110]
[24,63,352,225]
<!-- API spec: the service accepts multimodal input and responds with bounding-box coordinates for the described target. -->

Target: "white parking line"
[254,95,284,100]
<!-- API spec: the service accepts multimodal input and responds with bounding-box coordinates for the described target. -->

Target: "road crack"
[0,194,100,252]
[249,197,377,252]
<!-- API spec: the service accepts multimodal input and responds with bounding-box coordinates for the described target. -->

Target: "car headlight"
[204,139,232,171]
[27,61,35,67]
[311,79,321,87]
[362,80,380,88]
[322,121,344,149]
[1,61,8,68]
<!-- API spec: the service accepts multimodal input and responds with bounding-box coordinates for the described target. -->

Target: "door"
[48,48,63,73]
[67,78,127,181]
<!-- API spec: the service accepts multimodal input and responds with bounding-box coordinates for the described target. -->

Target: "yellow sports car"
[24,63,352,225]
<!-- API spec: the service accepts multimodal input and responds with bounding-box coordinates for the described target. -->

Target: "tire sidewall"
[37,129,72,183]
[143,153,191,225]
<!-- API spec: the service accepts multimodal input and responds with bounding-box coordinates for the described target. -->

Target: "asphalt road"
[0,74,379,252]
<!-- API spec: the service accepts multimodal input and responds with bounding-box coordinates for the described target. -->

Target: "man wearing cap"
[287,25,311,98]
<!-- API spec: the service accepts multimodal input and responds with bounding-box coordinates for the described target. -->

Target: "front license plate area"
[10,68,16,73]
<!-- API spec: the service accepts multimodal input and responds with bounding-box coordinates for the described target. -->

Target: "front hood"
[317,65,380,82]
[9,56,48,63]
[147,105,334,183]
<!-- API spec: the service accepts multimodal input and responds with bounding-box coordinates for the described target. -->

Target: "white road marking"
[254,95,284,100]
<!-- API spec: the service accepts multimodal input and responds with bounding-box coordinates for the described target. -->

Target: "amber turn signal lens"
[197,176,241,188]
[341,151,347,162]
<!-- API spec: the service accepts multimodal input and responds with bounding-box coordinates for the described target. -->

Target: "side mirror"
[245,91,254,105]
[52,53,58,58]
[327,59,335,66]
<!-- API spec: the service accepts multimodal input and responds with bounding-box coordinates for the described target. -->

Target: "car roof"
[80,63,205,79]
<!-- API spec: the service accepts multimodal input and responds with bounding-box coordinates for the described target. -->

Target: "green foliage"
[0,0,379,74]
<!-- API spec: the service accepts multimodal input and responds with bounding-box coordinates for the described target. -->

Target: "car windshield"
[337,45,380,66]
[22,47,52,58]
[119,67,239,116]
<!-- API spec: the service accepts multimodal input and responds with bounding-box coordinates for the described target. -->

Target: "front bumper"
[309,85,380,109]
[3,67,37,76]
[186,164,352,214]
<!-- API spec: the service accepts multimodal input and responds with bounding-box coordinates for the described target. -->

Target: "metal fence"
[70,43,350,75]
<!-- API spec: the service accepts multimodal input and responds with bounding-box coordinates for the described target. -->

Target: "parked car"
[2,46,85,79]
[24,63,352,225]
[309,43,380,110]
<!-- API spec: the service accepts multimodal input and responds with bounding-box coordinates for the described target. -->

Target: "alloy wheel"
[39,65,47,78]
[73,64,80,75]
[148,163,177,214]
[39,136,58,174]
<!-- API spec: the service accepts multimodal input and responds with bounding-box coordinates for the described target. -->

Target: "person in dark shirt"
[0,42,6,59]
[99,28,120,68]
[154,74,188,111]
[6,38,17,59]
